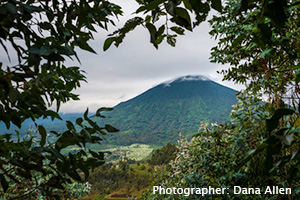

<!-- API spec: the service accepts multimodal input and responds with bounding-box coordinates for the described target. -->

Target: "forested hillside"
[94,75,237,145]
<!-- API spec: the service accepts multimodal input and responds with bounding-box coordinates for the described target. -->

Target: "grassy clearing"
[61,143,156,162]
[104,143,153,161]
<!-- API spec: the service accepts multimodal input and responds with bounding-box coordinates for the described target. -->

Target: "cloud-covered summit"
[162,75,211,87]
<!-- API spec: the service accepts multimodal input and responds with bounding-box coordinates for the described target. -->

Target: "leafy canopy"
[209,0,300,103]
[126,0,300,199]
[208,0,300,184]
[0,0,121,198]
[104,0,223,49]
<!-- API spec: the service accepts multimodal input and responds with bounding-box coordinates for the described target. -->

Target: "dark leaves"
[0,0,124,196]
[105,0,224,49]
[264,0,288,28]
[104,17,144,50]
[146,23,158,48]
[0,175,8,193]
[211,0,222,12]
[96,107,113,117]
[103,37,116,51]
[239,108,298,176]
[170,26,185,35]
[105,124,119,133]
[266,108,294,133]
[38,125,47,147]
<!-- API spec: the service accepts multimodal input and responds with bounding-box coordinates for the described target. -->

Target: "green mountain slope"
[95,75,237,146]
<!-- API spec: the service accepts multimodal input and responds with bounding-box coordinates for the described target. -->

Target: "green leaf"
[164,1,176,16]
[135,6,147,13]
[294,69,300,83]
[275,133,294,146]
[175,7,191,25]
[170,26,185,35]
[258,23,272,41]
[46,176,64,189]
[147,0,165,10]
[46,148,65,161]
[39,22,53,30]
[105,124,119,133]
[15,130,20,143]
[5,3,17,14]
[157,25,165,37]
[264,1,287,28]
[258,48,273,58]
[96,107,113,117]
[28,47,41,55]
[266,109,294,133]
[211,0,222,12]
[232,35,243,48]
[17,168,32,179]
[76,117,83,125]
[46,110,62,120]
[84,108,89,120]
[40,46,51,56]
[183,0,193,11]
[103,37,115,51]
[38,125,47,147]
[238,143,269,169]
[0,175,8,193]
[146,23,158,48]
[171,16,192,31]
[66,121,75,130]
[167,35,176,47]
[157,34,166,44]
[77,39,96,54]
[89,150,105,160]
[145,15,151,23]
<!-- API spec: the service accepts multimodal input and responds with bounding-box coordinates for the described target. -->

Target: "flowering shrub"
[144,92,300,199]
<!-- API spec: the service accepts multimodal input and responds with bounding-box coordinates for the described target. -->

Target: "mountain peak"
[95,75,237,145]
[161,75,210,87]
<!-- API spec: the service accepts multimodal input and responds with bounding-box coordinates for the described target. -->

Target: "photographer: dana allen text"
[153,185,292,197]
[233,186,291,195]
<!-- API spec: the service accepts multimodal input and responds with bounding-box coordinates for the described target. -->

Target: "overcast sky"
[1,1,245,113]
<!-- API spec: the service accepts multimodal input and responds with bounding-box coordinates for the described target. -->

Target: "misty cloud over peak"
[162,75,211,87]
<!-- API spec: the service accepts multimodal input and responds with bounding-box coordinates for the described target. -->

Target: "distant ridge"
[94,75,238,146]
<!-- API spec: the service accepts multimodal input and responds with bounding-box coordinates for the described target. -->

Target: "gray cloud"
[61,20,244,113]
[1,1,245,113]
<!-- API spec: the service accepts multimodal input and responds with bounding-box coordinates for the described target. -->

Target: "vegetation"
[140,0,300,199]
[143,92,300,199]
[86,160,151,199]
[208,0,300,190]
[149,143,177,167]
[0,0,121,198]
[83,143,177,200]
[209,0,300,102]
[1,0,300,199]
[103,144,154,162]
